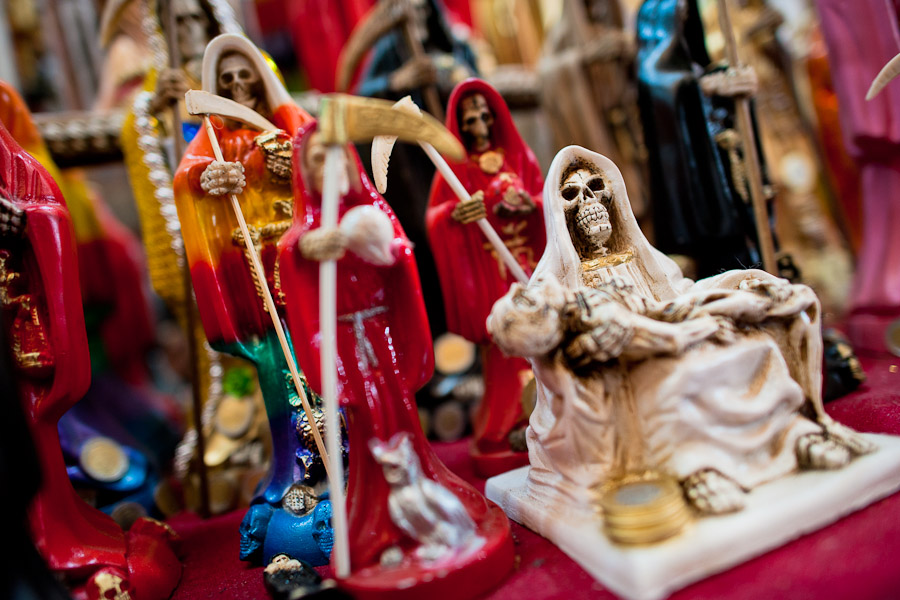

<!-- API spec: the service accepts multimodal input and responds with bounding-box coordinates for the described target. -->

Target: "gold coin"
[215,395,255,439]
[80,437,129,483]
[434,333,476,375]
[599,474,691,546]
[478,150,504,175]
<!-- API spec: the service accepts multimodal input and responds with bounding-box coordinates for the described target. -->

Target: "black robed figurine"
[636,0,777,277]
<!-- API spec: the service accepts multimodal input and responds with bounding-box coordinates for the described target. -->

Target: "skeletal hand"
[494,188,536,218]
[201,160,246,196]
[150,68,191,114]
[390,56,437,92]
[451,190,487,224]
[738,277,816,318]
[700,65,758,98]
[300,227,347,262]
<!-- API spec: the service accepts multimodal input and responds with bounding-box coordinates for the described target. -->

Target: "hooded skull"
[217,52,263,112]
[561,165,613,258]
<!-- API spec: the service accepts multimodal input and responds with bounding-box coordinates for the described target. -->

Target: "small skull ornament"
[561,167,613,256]
[217,53,262,111]
[87,568,132,600]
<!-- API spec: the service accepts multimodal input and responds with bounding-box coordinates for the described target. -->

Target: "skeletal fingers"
[796,432,851,469]
[682,469,745,515]
[700,65,759,98]
[452,191,487,224]
[300,227,347,262]
[201,160,246,196]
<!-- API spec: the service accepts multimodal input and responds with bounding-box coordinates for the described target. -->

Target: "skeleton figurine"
[488,146,874,522]
[173,34,333,565]
[426,78,545,476]
[371,433,483,564]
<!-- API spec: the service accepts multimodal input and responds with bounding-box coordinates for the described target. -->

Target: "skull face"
[459,93,494,153]
[217,53,262,112]
[88,569,132,600]
[561,167,612,257]
[172,0,209,70]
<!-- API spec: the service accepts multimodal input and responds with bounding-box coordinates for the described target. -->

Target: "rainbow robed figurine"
[173,34,335,565]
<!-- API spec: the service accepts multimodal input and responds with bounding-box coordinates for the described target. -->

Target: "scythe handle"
[199,116,333,481]
[319,145,350,578]
[715,0,777,275]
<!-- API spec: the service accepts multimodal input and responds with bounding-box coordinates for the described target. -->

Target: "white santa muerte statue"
[485,146,900,597]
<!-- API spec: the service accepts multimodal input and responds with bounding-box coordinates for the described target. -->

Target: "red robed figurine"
[279,122,513,599]
[427,78,545,476]
[0,120,179,599]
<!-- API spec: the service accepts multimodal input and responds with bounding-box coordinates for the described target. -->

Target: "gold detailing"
[0,251,54,374]
[580,251,634,276]
[478,150,504,174]
[254,130,293,183]
[597,471,691,545]
[80,437,130,483]
[482,221,535,279]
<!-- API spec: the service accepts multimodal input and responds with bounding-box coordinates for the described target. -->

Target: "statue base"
[470,445,530,478]
[338,502,513,600]
[486,433,900,600]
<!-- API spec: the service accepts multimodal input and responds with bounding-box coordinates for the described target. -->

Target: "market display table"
[168,355,900,599]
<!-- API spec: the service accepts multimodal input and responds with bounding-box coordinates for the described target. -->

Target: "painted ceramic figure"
[347,0,478,335]
[427,78,544,476]
[279,123,514,599]
[0,117,179,600]
[488,145,873,519]
[0,80,181,519]
[636,0,776,277]
[118,0,267,514]
[539,0,649,219]
[173,34,333,565]
[815,0,900,354]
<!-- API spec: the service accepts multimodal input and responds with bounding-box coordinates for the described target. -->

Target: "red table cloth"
[168,355,900,599]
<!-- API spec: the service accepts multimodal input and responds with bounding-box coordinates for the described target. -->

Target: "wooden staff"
[715,0,777,275]
[319,144,351,577]
[161,0,210,517]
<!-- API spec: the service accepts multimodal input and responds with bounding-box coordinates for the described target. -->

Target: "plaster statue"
[487,146,874,519]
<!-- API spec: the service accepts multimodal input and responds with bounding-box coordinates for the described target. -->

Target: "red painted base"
[338,502,514,600]
[69,518,181,600]
[471,444,530,478]
[846,311,900,356]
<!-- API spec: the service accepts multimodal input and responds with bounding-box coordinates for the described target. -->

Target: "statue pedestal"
[486,433,900,600]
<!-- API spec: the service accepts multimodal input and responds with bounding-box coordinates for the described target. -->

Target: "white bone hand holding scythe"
[184,89,333,485]
[312,93,464,577]
[372,96,530,285]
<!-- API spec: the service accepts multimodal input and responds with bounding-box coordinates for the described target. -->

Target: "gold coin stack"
[599,473,692,545]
